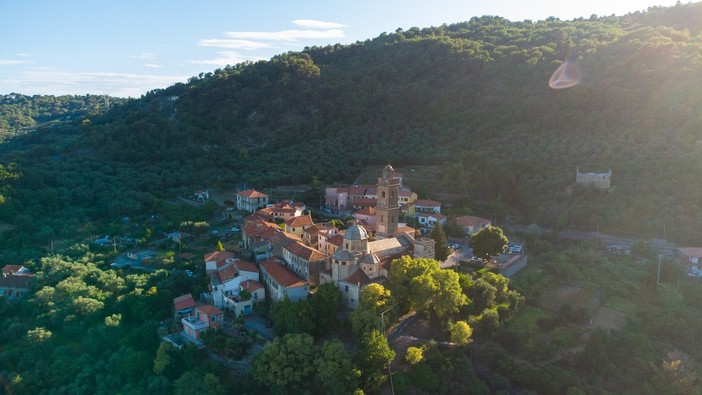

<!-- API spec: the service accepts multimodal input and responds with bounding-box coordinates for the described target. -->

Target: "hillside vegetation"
[2,3,702,255]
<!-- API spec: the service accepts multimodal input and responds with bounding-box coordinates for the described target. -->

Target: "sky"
[0,0,687,97]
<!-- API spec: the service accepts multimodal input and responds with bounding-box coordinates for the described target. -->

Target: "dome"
[333,249,356,262]
[382,164,395,179]
[360,253,380,265]
[344,222,368,241]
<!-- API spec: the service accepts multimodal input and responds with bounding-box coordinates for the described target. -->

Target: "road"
[441,240,473,269]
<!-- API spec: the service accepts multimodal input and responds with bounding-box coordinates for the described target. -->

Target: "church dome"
[360,253,380,265]
[345,222,368,241]
[382,164,395,178]
[333,249,356,262]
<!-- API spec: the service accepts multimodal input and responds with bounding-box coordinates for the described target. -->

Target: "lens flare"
[549,59,582,89]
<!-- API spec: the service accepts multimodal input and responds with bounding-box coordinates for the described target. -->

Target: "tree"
[173,371,225,395]
[470,225,509,259]
[406,346,424,365]
[429,222,451,261]
[315,339,361,394]
[350,283,392,336]
[216,240,224,251]
[357,330,395,392]
[252,333,317,394]
[449,320,473,345]
[308,283,342,336]
[153,342,172,376]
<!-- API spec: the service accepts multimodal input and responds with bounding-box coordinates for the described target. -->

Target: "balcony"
[181,315,208,332]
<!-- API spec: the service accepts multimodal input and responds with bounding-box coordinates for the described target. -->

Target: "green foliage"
[471,225,509,259]
[315,339,361,395]
[252,333,317,394]
[448,320,473,345]
[428,223,451,261]
[350,283,393,336]
[405,346,424,365]
[357,330,395,392]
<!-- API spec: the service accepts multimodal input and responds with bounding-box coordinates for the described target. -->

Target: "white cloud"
[144,63,163,68]
[197,38,272,50]
[187,51,261,66]
[16,53,32,57]
[0,59,36,66]
[291,19,347,29]
[2,70,188,97]
[224,28,345,42]
[130,52,158,60]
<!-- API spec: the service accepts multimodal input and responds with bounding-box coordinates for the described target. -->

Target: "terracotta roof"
[414,199,442,207]
[261,261,307,288]
[197,304,224,316]
[340,268,373,286]
[416,212,447,220]
[349,197,377,207]
[174,293,196,311]
[354,207,377,216]
[238,189,268,198]
[2,265,25,275]
[0,274,33,289]
[328,234,344,246]
[214,265,239,284]
[679,247,702,257]
[204,251,235,263]
[233,260,259,273]
[285,242,327,261]
[240,280,264,292]
[455,215,490,227]
[285,214,314,228]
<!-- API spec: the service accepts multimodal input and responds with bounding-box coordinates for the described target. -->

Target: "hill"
[2,3,702,258]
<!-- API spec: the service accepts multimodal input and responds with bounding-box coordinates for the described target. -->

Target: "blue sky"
[0,0,685,97]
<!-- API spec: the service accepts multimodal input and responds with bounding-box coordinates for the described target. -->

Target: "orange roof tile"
[341,268,372,286]
[455,215,490,227]
[174,293,196,311]
[214,265,239,283]
[285,214,314,227]
[204,251,235,263]
[240,280,264,292]
[261,261,307,288]
[233,260,259,273]
[197,304,224,316]
[238,189,269,198]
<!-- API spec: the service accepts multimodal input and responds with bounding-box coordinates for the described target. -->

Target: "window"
[211,316,216,322]
[345,285,349,292]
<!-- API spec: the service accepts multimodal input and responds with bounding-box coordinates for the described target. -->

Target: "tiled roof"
[679,247,702,257]
[174,293,196,311]
[455,215,490,227]
[2,265,24,275]
[261,261,307,288]
[341,268,372,286]
[354,207,377,216]
[214,266,239,284]
[349,197,377,207]
[285,214,314,227]
[197,304,224,316]
[285,241,327,261]
[204,251,235,263]
[238,189,268,198]
[233,260,259,273]
[328,234,344,246]
[0,274,33,289]
[240,280,264,292]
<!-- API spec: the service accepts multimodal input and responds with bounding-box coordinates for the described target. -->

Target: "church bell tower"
[376,164,400,238]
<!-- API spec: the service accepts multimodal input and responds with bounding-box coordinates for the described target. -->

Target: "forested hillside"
[2,3,702,258]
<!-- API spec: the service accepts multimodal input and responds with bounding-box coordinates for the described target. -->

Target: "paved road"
[441,240,473,269]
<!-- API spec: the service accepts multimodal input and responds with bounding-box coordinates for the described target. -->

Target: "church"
[319,164,436,309]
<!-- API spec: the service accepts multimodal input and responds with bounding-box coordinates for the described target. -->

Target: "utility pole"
[380,306,395,395]
[657,255,662,286]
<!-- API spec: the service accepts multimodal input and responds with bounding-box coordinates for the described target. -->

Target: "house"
[181,304,224,343]
[257,200,304,221]
[0,273,33,299]
[174,293,196,315]
[679,247,702,271]
[210,260,260,308]
[2,265,30,276]
[236,189,269,212]
[353,207,377,227]
[260,258,309,302]
[284,214,314,237]
[282,241,328,285]
[204,251,236,274]
[455,215,491,235]
[349,197,377,211]
[414,199,442,213]
[166,231,192,243]
[223,280,265,316]
[398,189,416,205]
[416,213,447,228]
